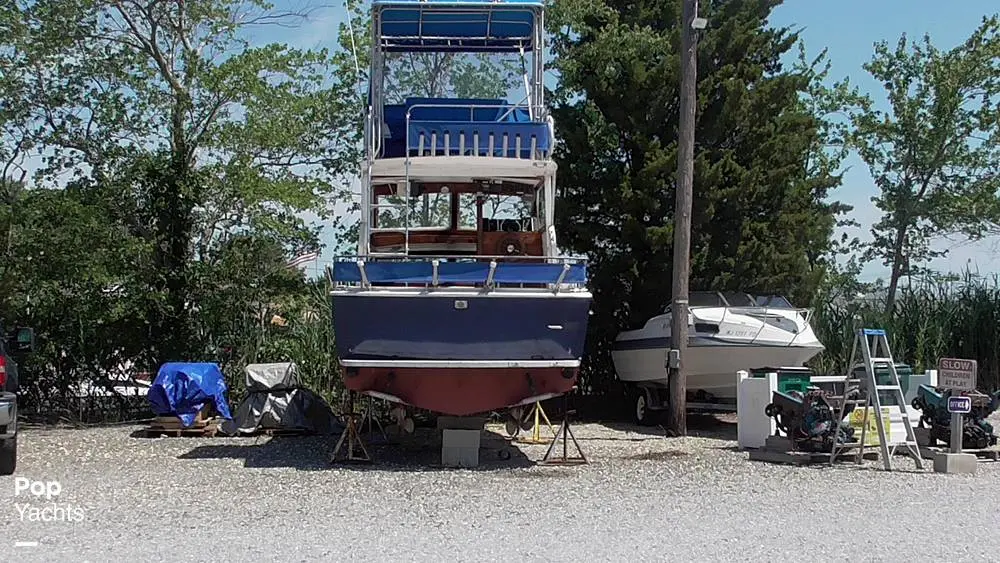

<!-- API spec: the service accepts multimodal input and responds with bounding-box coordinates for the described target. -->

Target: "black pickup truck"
[0,323,35,475]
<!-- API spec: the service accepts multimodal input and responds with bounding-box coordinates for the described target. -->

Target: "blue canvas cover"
[379,97,545,158]
[333,260,587,286]
[374,0,543,52]
[148,362,233,427]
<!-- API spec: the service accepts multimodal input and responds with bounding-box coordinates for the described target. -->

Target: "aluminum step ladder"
[829,328,923,471]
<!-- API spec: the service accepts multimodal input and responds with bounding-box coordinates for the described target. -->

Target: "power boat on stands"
[327,0,592,433]
[611,291,824,424]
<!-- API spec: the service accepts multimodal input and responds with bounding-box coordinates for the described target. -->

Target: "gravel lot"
[0,415,997,562]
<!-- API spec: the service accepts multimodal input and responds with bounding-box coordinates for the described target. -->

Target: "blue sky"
[263,0,1000,282]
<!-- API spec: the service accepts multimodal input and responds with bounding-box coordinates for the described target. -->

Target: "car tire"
[0,434,16,476]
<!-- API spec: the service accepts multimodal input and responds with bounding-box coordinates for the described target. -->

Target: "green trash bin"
[750,366,814,395]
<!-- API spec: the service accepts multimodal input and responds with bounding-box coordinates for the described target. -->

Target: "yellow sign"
[847,407,891,445]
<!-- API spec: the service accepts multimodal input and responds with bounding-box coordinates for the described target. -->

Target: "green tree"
[1,180,153,415]
[10,0,354,364]
[849,17,1000,313]
[547,0,854,393]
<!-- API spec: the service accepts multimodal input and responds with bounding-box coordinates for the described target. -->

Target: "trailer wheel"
[633,388,655,426]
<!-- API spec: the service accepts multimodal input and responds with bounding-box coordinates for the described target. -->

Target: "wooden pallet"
[257,427,312,437]
[144,413,221,438]
[914,427,1000,461]
[747,435,877,466]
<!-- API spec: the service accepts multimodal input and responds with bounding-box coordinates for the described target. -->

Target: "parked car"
[0,323,35,475]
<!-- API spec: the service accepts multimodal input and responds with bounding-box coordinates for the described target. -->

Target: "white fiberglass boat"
[611,291,824,424]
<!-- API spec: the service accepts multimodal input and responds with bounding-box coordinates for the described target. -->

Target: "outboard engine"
[765,388,856,453]
[912,384,1000,449]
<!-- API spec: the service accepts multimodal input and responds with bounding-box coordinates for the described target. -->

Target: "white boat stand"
[437,415,492,468]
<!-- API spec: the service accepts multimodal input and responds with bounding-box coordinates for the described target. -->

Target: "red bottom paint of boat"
[342,366,579,416]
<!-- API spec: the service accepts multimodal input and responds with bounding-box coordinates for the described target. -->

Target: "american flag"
[286,250,320,269]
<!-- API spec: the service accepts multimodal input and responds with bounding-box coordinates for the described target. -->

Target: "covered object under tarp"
[148,362,234,427]
[220,362,341,436]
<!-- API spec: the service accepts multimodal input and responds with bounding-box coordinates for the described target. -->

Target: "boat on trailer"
[328,0,592,420]
[611,291,824,424]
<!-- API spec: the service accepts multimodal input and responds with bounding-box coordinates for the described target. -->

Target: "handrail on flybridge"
[324,255,588,293]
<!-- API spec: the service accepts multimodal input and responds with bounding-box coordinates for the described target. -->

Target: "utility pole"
[667,0,703,437]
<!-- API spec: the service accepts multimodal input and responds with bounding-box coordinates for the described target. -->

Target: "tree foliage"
[5,0,352,364]
[847,16,1000,312]
[3,0,1000,420]
[547,0,855,393]
[0,0,354,416]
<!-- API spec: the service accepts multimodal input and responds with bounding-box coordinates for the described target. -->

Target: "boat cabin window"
[375,192,452,229]
[459,189,540,231]
[369,182,546,258]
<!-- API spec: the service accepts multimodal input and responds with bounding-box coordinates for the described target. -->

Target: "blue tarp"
[374,0,542,52]
[148,363,233,427]
[332,260,588,285]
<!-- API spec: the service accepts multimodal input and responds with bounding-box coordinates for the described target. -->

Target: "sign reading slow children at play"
[938,358,977,392]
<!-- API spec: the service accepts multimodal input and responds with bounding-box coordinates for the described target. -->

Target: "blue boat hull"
[332,293,591,362]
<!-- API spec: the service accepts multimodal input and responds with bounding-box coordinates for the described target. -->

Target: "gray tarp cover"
[220,362,341,436]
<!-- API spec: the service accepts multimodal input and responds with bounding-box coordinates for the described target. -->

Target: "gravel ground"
[0,414,997,562]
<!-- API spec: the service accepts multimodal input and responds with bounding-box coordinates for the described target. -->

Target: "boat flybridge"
[611,291,825,424]
[327,0,592,422]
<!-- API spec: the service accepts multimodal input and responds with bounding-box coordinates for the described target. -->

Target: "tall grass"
[810,270,1000,391]
[217,278,343,407]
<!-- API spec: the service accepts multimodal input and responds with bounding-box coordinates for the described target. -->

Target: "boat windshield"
[661,292,728,312]
[755,295,796,308]
[688,292,724,307]
[721,292,756,307]
[665,292,797,311]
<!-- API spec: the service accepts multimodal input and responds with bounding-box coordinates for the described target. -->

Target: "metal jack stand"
[540,391,588,465]
[330,391,372,464]
[359,395,390,445]
[515,401,557,445]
